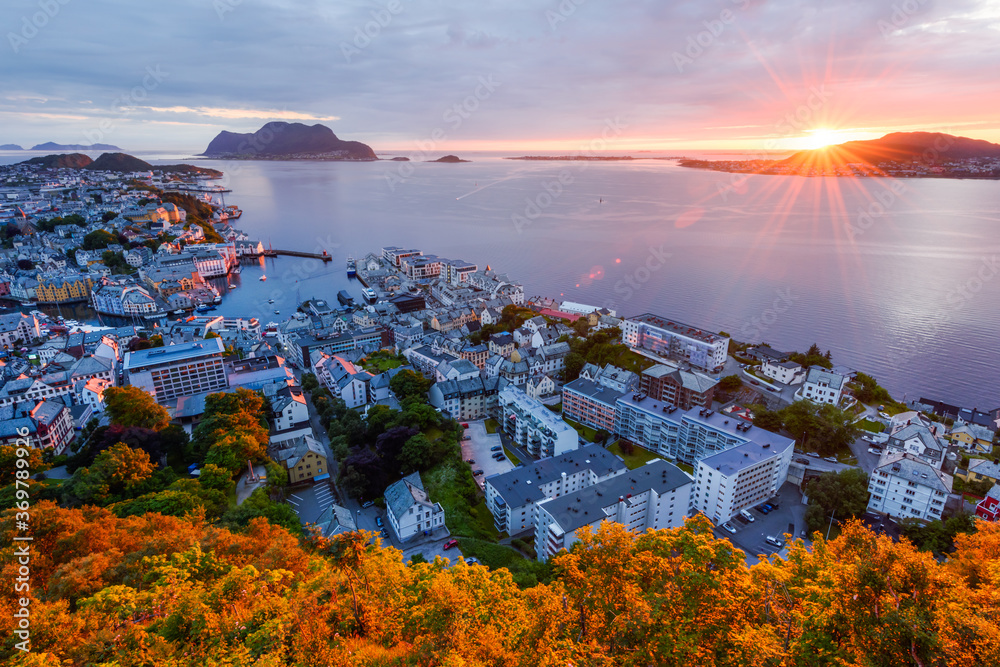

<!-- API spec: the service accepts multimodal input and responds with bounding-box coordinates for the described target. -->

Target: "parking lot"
[714,483,809,562]
[460,419,516,487]
[286,482,338,526]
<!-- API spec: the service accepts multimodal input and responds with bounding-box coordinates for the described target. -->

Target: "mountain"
[83,152,154,172]
[201,122,377,160]
[0,144,22,150]
[30,141,122,151]
[20,153,94,169]
[782,132,1000,167]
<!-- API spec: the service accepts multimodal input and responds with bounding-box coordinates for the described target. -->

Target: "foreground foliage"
[2,505,999,665]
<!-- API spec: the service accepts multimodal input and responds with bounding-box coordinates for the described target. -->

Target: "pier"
[261,249,333,262]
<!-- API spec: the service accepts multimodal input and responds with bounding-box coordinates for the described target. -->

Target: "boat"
[196,305,212,313]
[274,309,280,314]
[173,309,185,315]
[228,283,236,289]
[259,275,267,281]
[337,289,354,306]
[213,295,222,304]
[362,287,377,302]
[346,256,356,277]
[268,299,274,304]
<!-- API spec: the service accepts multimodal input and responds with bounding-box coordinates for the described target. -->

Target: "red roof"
[538,308,582,322]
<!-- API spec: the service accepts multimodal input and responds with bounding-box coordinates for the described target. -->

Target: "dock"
[261,249,333,262]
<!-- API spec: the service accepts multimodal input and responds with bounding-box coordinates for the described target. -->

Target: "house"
[524,374,555,400]
[884,423,946,469]
[312,503,358,537]
[314,354,373,409]
[958,458,1000,486]
[385,471,446,541]
[434,358,480,383]
[513,327,533,348]
[867,452,952,521]
[272,434,329,484]
[975,484,1000,522]
[760,358,803,385]
[639,363,718,410]
[428,376,507,420]
[498,384,578,459]
[270,386,312,444]
[0,312,40,348]
[523,316,547,334]
[797,366,846,405]
[488,332,515,358]
[0,399,75,454]
[948,423,995,454]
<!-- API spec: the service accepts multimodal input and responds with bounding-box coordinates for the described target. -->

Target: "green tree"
[104,386,171,431]
[82,229,116,250]
[563,352,586,382]
[719,374,743,392]
[389,369,433,402]
[0,444,49,485]
[222,487,301,534]
[804,468,870,533]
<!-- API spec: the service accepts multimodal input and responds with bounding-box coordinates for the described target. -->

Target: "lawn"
[484,418,499,434]
[361,351,405,374]
[424,458,496,541]
[856,419,885,433]
[608,440,662,469]
[562,417,596,442]
[457,537,552,588]
[502,446,521,466]
[676,462,694,474]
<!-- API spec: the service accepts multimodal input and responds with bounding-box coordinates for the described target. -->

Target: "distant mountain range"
[201,122,376,160]
[20,152,222,176]
[29,141,122,151]
[782,132,1000,166]
[0,144,23,150]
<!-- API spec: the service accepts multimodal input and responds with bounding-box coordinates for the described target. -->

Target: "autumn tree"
[104,386,171,431]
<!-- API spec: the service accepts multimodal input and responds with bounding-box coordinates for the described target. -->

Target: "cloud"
[143,106,341,122]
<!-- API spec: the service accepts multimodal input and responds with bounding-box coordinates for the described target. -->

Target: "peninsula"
[30,141,122,151]
[679,132,1000,178]
[201,121,377,160]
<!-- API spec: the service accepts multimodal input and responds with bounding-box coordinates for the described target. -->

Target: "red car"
[443,539,459,550]
[461,423,469,429]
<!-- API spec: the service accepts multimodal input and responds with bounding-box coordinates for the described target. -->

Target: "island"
[679,132,1000,178]
[200,121,377,160]
[30,141,122,151]
[428,155,469,163]
[19,152,223,177]
[0,144,23,150]
[505,155,636,161]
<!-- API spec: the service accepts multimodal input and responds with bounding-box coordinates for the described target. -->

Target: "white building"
[427,376,507,420]
[760,358,803,385]
[621,313,729,372]
[534,459,693,562]
[0,312,40,347]
[385,471,446,542]
[867,452,952,521]
[797,366,845,405]
[270,386,312,445]
[884,423,946,469]
[314,353,373,409]
[498,384,579,459]
[693,439,794,524]
[486,444,627,536]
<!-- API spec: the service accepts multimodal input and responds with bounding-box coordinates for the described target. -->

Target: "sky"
[1,0,1000,153]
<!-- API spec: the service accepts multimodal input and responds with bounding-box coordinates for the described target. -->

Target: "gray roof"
[538,459,692,533]
[805,366,845,390]
[125,338,224,370]
[279,435,326,469]
[562,377,626,407]
[312,503,357,537]
[969,458,1000,480]
[890,424,944,454]
[488,444,626,509]
[699,439,792,476]
[877,453,952,493]
[385,471,427,520]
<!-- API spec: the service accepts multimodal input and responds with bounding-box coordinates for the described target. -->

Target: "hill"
[19,153,94,169]
[430,154,470,162]
[30,141,121,151]
[782,131,1000,167]
[201,121,377,160]
[83,152,154,172]
[0,144,22,150]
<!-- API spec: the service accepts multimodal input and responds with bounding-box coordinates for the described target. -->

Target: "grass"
[456,537,553,588]
[562,417,597,442]
[676,462,694,474]
[484,418,499,434]
[503,447,521,466]
[608,440,662,469]
[544,403,561,413]
[856,419,885,433]
[360,351,405,374]
[424,458,496,541]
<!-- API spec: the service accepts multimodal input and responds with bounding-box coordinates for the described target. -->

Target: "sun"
[804,128,842,150]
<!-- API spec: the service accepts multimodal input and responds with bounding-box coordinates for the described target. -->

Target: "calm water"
[5,150,999,407]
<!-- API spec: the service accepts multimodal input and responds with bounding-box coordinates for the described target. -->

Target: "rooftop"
[488,444,627,509]
[627,313,726,344]
[698,439,792,476]
[125,337,225,369]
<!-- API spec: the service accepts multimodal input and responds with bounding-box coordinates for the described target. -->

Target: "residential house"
[797,366,846,405]
[385,471,446,541]
[867,452,952,521]
[639,363,718,410]
[271,434,329,484]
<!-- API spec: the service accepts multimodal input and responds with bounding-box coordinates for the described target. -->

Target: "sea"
[3,148,999,409]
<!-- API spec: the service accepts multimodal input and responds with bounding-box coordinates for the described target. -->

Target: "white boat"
[228,284,236,289]
[172,309,185,315]
[274,309,280,314]
[268,299,274,304]
[259,275,267,281]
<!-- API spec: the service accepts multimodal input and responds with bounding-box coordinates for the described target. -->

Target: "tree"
[0,444,49,485]
[751,406,784,432]
[221,487,301,534]
[804,468,870,533]
[563,352,586,382]
[900,512,977,554]
[63,442,156,506]
[719,374,742,392]
[104,386,171,431]
[82,229,116,250]
[389,369,433,402]
[16,258,34,270]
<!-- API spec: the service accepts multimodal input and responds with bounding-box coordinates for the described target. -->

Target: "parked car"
[443,538,459,550]
[750,380,759,386]
[492,453,506,461]
[380,529,389,539]
[823,456,838,463]
[756,504,771,514]
[739,509,755,523]
[461,423,469,429]
[375,516,383,528]
[464,556,480,565]
[466,459,475,464]
[361,500,374,509]
[765,535,785,548]
[806,452,820,458]
[473,469,484,476]
[795,457,810,464]
[799,529,808,538]
[490,445,502,452]
[721,523,737,534]
[462,436,470,441]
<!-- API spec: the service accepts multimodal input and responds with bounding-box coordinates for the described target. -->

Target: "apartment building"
[639,362,718,409]
[124,338,228,403]
[693,440,794,523]
[797,366,846,405]
[867,452,952,521]
[486,444,627,536]
[498,384,578,458]
[534,459,693,562]
[561,377,624,432]
[428,376,507,420]
[621,313,729,372]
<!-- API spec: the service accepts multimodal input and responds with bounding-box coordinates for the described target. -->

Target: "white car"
[868,447,882,455]
[739,509,755,523]
[721,523,737,534]
[765,535,785,548]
